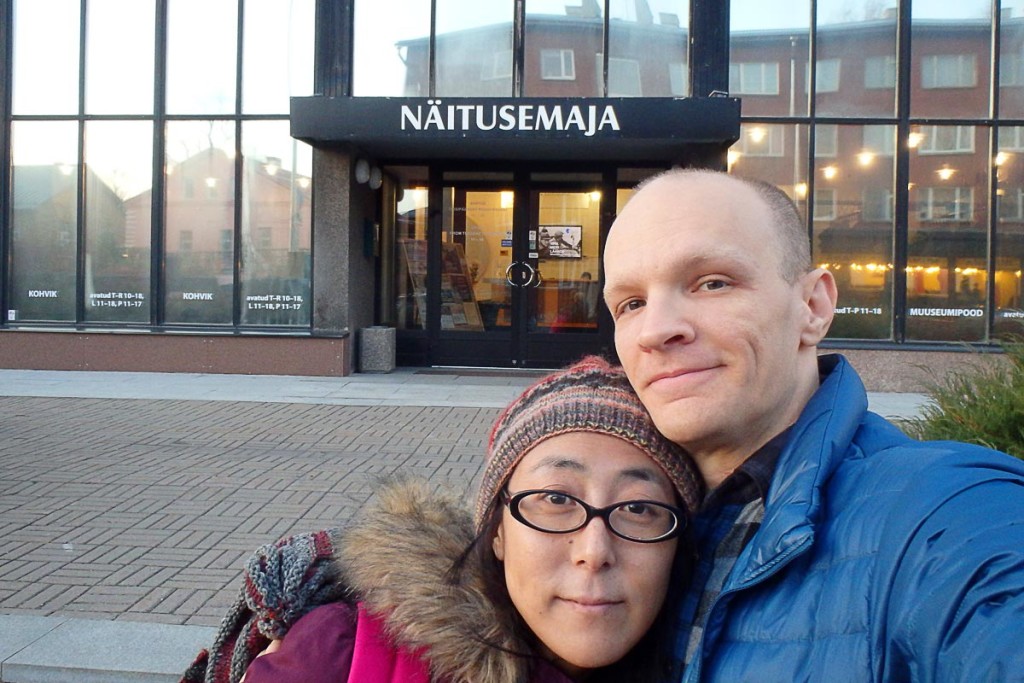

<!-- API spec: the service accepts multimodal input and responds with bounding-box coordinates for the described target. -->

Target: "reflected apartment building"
[728,9,1024,344]
[1,0,1023,382]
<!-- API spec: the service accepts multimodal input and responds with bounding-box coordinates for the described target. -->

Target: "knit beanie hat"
[474,356,703,530]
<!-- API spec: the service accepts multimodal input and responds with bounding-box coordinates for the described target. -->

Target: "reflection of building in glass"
[726,13,1024,343]
[120,147,312,326]
[3,0,1024,376]
[11,164,134,322]
[398,10,690,98]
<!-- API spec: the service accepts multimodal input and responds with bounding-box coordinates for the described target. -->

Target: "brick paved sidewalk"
[0,396,500,628]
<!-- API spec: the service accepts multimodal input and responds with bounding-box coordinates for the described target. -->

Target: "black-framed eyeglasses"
[504,489,684,543]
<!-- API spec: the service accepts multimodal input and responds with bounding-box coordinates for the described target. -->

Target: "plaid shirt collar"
[698,426,791,512]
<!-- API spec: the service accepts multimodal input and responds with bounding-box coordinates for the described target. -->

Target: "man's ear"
[799,267,838,346]
[492,521,506,562]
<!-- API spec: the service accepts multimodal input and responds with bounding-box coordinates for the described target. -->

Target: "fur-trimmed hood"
[335,479,541,683]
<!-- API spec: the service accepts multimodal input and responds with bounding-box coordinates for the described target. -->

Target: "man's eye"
[697,279,729,292]
[618,299,645,314]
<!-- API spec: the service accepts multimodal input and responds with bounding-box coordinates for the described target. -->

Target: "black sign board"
[290,96,740,162]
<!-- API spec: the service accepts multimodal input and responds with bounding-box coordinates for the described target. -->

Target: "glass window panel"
[12,0,80,114]
[913,124,976,155]
[864,55,897,89]
[811,124,895,340]
[166,0,238,114]
[911,1,991,119]
[730,0,808,116]
[540,49,575,80]
[436,0,513,96]
[239,122,312,326]
[907,126,990,342]
[996,126,1024,339]
[607,0,688,97]
[816,0,897,117]
[164,121,236,324]
[862,124,896,155]
[817,58,841,93]
[83,121,153,323]
[729,62,780,95]
[532,191,602,334]
[728,123,809,218]
[604,56,643,96]
[353,1,430,96]
[525,2,599,96]
[813,187,837,221]
[1001,2,1024,117]
[804,59,842,95]
[733,122,788,158]
[441,187,514,332]
[242,0,315,114]
[86,0,155,114]
[9,122,80,322]
[815,124,838,157]
[393,184,429,331]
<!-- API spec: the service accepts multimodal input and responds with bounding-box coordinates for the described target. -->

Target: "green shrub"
[902,340,1024,459]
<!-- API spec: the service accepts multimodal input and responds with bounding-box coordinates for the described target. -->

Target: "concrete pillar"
[310,149,378,374]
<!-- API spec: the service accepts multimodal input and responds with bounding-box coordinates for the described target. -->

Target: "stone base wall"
[832,347,1008,393]
[0,331,350,376]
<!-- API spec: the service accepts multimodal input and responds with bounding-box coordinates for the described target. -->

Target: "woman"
[200,356,702,683]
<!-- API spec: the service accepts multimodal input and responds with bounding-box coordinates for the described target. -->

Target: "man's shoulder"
[853,419,1023,472]
[832,426,1024,523]
[848,416,1022,472]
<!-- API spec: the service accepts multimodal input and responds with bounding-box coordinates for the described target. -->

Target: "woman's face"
[492,432,679,678]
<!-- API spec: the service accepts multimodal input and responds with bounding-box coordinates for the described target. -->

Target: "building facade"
[1,0,1022,382]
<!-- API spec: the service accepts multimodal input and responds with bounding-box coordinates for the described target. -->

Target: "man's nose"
[635,294,696,350]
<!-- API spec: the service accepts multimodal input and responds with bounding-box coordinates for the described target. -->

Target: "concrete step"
[0,616,213,683]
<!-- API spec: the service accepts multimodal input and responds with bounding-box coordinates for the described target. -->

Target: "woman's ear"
[492,521,506,562]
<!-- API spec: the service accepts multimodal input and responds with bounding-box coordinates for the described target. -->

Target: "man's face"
[603,174,834,471]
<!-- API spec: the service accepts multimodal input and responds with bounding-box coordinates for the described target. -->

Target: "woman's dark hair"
[454,497,694,683]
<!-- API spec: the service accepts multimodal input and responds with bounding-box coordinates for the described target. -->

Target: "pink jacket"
[244,601,572,683]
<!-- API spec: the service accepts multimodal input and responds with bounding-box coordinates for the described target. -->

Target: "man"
[603,169,1024,682]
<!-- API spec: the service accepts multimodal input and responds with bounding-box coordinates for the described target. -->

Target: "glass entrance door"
[431,183,607,368]
[527,190,602,332]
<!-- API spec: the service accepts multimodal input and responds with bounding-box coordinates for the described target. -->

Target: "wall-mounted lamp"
[354,158,371,184]
[369,166,383,190]
[936,166,956,181]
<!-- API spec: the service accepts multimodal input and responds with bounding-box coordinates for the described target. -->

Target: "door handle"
[506,262,539,287]
[520,262,537,287]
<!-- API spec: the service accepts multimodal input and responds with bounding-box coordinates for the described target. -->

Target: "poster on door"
[538,225,582,259]
[439,242,484,331]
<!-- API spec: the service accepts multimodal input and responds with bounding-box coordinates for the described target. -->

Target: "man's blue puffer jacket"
[683,354,1024,683]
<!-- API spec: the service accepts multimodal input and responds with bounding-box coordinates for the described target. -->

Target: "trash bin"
[358,326,396,373]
